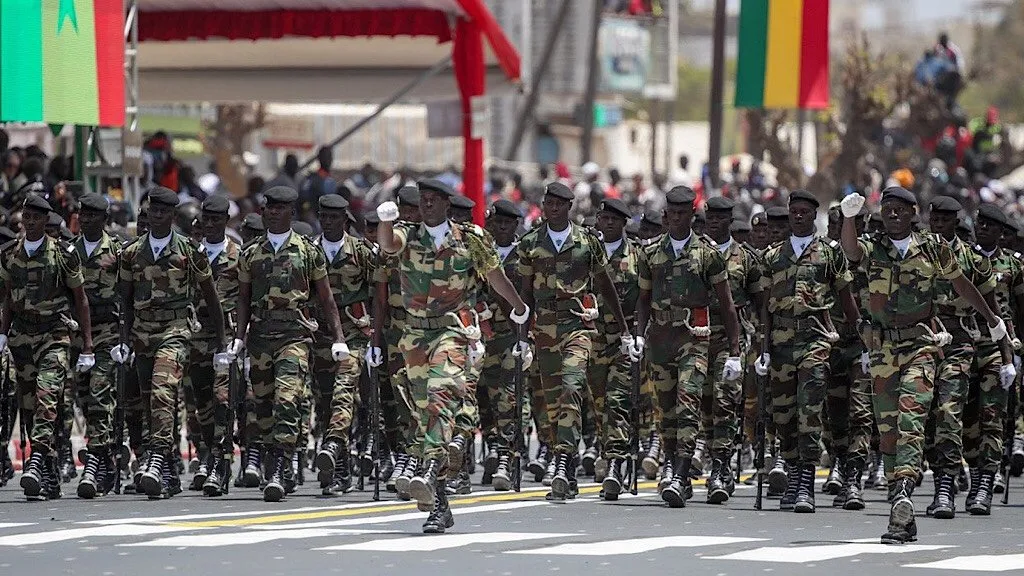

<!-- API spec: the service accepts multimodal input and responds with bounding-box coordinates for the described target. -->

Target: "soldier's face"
[78,208,107,239]
[399,204,421,223]
[21,208,47,241]
[148,203,174,235]
[419,190,449,226]
[788,201,816,237]
[596,211,626,242]
[750,224,769,248]
[1003,227,1019,250]
[664,203,693,238]
[704,210,732,242]
[263,201,294,234]
[542,195,570,226]
[364,223,379,243]
[880,200,915,239]
[929,210,957,239]
[450,208,473,224]
[976,217,1001,248]
[202,211,228,241]
[639,221,662,240]
[767,221,789,243]
[487,215,518,246]
[732,230,750,244]
[319,209,347,241]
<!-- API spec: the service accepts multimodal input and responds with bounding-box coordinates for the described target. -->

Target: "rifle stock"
[754,335,769,511]
[512,348,524,493]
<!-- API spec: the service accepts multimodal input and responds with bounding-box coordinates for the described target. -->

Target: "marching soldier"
[1,193,94,500]
[839,187,1013,544]
[765,206,791,244]
[375,179,529,532]
[516,182,633,502]
[73,193,122,499]
[634,186,742,508]
[638,212,664,243]
[118,187,225,500]
[231,186,352,503]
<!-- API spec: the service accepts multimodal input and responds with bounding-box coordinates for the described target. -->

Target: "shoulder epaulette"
[1015,252,1022,259]
[828,239,840,249]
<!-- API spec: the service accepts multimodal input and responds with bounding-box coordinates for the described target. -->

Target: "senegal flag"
[0,0,125,126]
[734,0,829,109]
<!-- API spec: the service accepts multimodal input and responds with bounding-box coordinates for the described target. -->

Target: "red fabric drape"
[453,18,485,226]
[454,0,520,81]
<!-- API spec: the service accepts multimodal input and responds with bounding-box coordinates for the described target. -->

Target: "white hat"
[582,162,600,177]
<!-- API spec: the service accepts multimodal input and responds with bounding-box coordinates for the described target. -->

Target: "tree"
[203,103,265,198]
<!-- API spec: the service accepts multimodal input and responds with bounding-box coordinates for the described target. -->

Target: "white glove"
[619,334,635,357]
[226,338,244,360]
[244,356,251,380]
[989,318,1008,343]
[861,350,870,374]
[935,331,953,348]
[331,342,351,362]
[376,201,400,223]
[1013,338,1022,351]
[509,304,530,326]
[0,334,7,353]
[213,352,233,375]
[840,193,866,218]
[754,353,770,377]
[512,340,534,371]
[722,356,742,381]
[110,343,131,365]
[1000,363,1017,390]
[365,346,383,368]
[580,306,599,322]
[468,341,485,367]
[629,336,645,363]
[75,353,95,373]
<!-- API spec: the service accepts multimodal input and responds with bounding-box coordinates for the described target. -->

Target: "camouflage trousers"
[123,358,147,454]
[845,350,875,468]
[72,322,119,450]
[478,329,529,451]
[963,340,1005,473]
[869,335,938,482]
[648,320,708,459]
[313,328,368,445]
[132,322,191,454]
[398,326,469,463]
[743,336,760,443]
[824,333,860,455]
[188,336,230,455]
[701,329,743,460]
[385,318,417,451]
[769,329,832,465]
[535,327,593,456]
[586,333,633,459]
[924,321,976,476]
[11,322,71,454]
[528,363,553,446]
[247,335,311,452]
[454,354,481,440]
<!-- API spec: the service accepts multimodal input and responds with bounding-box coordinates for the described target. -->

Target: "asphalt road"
[1,463,1022,576]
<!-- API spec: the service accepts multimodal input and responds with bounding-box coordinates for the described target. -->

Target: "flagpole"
[707,0,727,193]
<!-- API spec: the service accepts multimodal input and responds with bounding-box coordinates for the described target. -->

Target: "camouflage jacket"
[389,220,499,319]
[0,235,84,324]
[709,239,763,329]
[120,231,212,331]
[517,222,608,331]
[194,237,241,339]
[75,232,121,325]
[596,237,643,336]
[239,230,327,336]
[639,232,728,314]
[856,232,962,329]
[932,236,995,319]
[313,233,376,338]
[485,242,520,335]
[984,246,1024,338]
[762,236,852,318]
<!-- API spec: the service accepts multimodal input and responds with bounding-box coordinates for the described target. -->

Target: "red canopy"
[137,0,522,224]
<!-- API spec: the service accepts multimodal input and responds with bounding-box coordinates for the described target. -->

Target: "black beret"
[956,218,974,234]
[242,213,264,231]
[765,206,790,220]
[1008,218,1022,233]
[880,186,916,207]
[148,186,180,208]
[363,211,381,225]
[397,186,420,207]
[544,182,574,200]
[78,192,109,213]
[264,186,298,204]
[450,194,475,210]
[977,203,1009,226]
[318,194,349,211]
[291,221,314,237]
[582,216,597,228]
[0,226,15,243]
[47,211,63,226]
[487,199,521,219]
[202,195,230,214]
[705,196,736,212]
[22,192,53,213]
[929,195,962,213]
[751,212,768,226]
[665,186,696,205]
[418,178,454,198]
[598,198,631,219]
[693,210,706,222]
[730,220,752,232]
[789,189,819,208]
[641,211,663,226]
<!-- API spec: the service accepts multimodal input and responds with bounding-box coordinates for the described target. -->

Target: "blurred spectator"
[178,165,207,203]
[606,168,623,200]
[969,106,1003,178]
[264,153,300,192]
[670,154,694,188]
[1,149,20,204]
[573,161,604,220]
[299,145,340,222]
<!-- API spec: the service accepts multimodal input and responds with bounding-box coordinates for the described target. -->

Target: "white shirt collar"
[497,244,515,262]
[604,238,623,258]
[321,234,345,260]
[548,224,571,250]
[149,232,171,258]
[890,235,912,258]
[83,237,102,258]
[670,232,691,256]
[24,236,44,256]
[790,234,814,256]
[716,238,733,254]
[267,230,291,253]
[425,221,451,249]
[203,238,227,262]
[980,246,997,258]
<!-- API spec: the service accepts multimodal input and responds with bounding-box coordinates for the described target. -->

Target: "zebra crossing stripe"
[904,554,1024,572]
[0,523,35,529]
[705,542,954,563]
[506,536,768,556]
[0,524,205,547]
[120,529,399,547]
[317,532,578,552]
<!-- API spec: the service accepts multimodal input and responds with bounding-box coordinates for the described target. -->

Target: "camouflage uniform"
[761,237,852,466]
[389,221,499,464]
[238,232,325,456]
[120,232,210,456]
[0,236,83,454]
[830,256,874,473]
[378,263,417,452]
[639,233,727,463]
[517,223,606,457]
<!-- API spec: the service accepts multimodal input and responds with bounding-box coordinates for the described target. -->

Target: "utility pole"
[580,0,603,164]
[707,0,727,191]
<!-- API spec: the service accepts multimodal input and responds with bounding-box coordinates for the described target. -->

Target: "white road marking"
[317,532,577,552]
[705,543,954,563]
[0,525,206,546]
[249,501,551,530]
[507,536,768,556]
[904,554,1024,572]
[0,523,35,530]
[120,529,398,547]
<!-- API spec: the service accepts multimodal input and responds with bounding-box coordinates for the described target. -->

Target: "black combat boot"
[881,477,918,544]
[447,435,468,475]
[422,474,454,534]
[395,456,419,500]
[548,453,572,501]
[528,443,550,482]
[42,453,63,500]
[388,452,408,493]
[160,451,182,499]
[541,455,557,486]
[190,448,210,491]
[409,459,442,511]
[691,439,706,478]
[139,451,166,498]
[958,466,970,492]
[840,459,865,510]
[377,445,395,483]
[661,455,692,508]
[581,441,599,477]
[492,450,513,492]
[793,464,816,513]
[203,451,231,497]
[359,432,376,478]
[315,439,342,489]
[58,441,77,484]
[1012,435,1024,477]
[707,459,730,504]
[446,469,472,495]
[931,474,956,519]
[768,458,788,498]
[994,470,1007,494]
[823,454,843,495]
[642,432,661,480]
[965,467,981,509]
[242,444,263,488]
[263,449,287,503]
[602,458,624,501]
[482,437,498,485]
[779,461,799,510]
[865,450,883,489]
[658,458,675,493]
[323,445,353,496]
[0,445,14,486]
[77,450,107,499]
[968,470,995,516]
[567,454,580,499]
[21,451,47,499]
[870,453,887,491]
